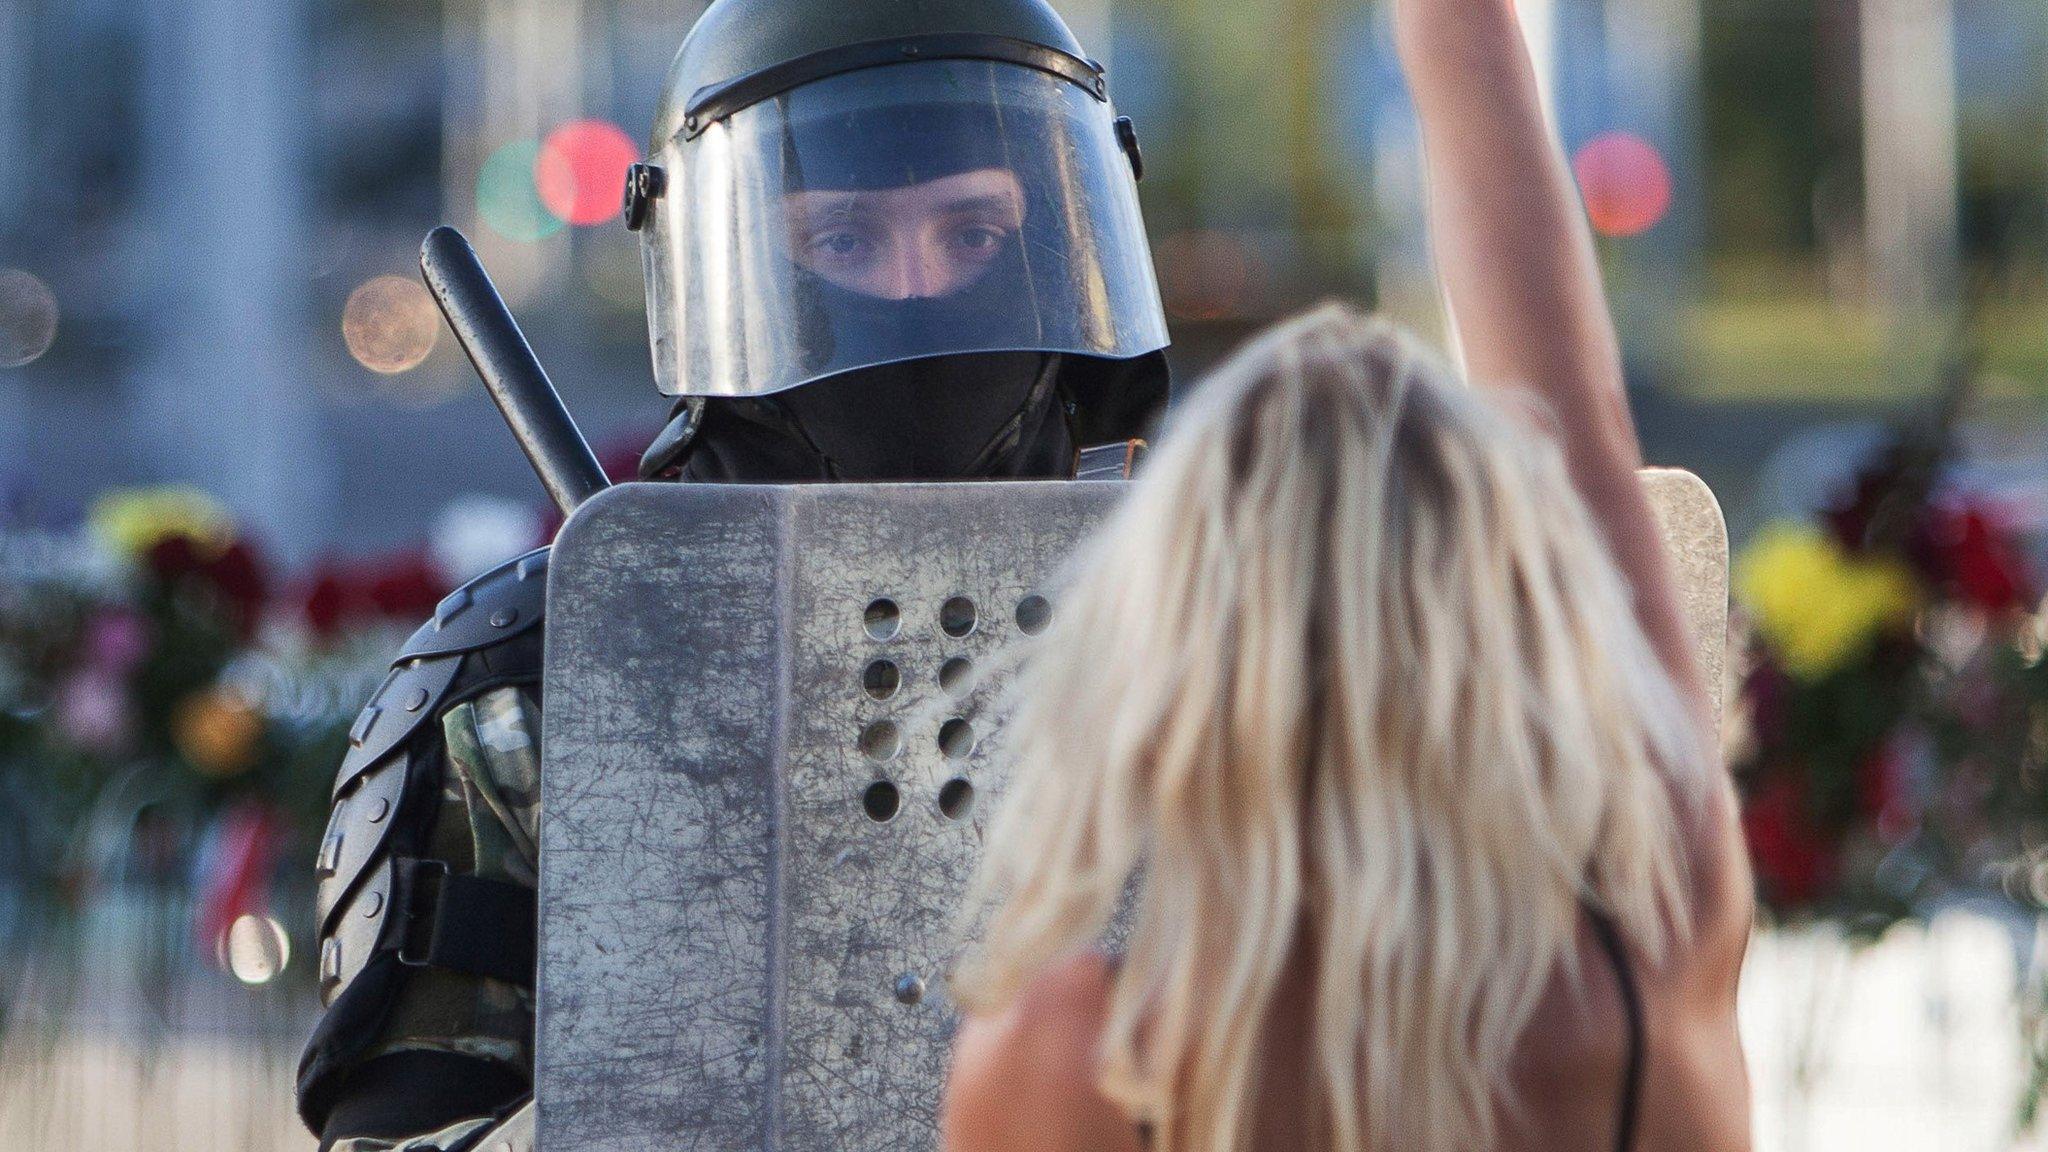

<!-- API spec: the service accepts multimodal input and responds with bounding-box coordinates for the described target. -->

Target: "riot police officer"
[298,0,1168,1148]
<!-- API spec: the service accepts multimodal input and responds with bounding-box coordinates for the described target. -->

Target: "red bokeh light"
[536,120,640,227]
[1571,131,1673,238]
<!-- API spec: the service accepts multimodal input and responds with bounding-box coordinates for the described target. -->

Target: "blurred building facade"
[0,0,2043,559]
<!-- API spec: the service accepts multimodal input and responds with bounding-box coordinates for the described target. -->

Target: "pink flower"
[82,609,149,675]
[55,669,132,755]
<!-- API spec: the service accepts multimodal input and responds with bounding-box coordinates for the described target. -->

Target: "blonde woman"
[939,0,1753,1150]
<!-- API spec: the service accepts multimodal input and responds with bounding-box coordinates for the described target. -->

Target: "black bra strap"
[1584,906,1645,1152]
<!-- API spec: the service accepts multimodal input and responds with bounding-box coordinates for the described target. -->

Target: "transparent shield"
[640,59,1167,397]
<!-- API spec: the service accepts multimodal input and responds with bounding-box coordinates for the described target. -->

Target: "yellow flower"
[172,687,264,777]
[90,486,233,559]
[1737,523,1918,680]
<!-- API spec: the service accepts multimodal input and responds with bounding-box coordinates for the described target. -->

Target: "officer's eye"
[950,225,1010,257]
[808,229,872,262]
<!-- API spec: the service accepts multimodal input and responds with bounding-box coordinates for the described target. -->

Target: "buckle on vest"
[392,857,537,987]
[395,858,451,969]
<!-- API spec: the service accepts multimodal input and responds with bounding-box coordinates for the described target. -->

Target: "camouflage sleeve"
[326,1116,493,1152]
[327,1098,533,1152]
[346,686,543,1135]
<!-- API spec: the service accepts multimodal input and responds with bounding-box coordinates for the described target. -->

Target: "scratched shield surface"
[539,481,1126,1152]
[538,473,1727,1152]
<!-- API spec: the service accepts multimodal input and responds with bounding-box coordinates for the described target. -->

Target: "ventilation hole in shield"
[859,720,901,762]
[1016,594,1052,635]
[862,659,901,701]
[940,596,977,638]
[939,718,976,760]
[863,780,901,823]
[938,657,974,698]
[938,777,975,820]
[864,598,901,641]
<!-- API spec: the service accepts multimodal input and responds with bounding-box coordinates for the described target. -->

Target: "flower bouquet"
[0,487,457,977]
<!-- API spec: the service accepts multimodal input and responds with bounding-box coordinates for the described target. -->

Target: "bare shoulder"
[943,952,1140,1152]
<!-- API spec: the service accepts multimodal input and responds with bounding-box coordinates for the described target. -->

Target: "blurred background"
[2,0,2046,1148]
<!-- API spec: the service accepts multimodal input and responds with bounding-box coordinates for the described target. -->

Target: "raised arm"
[1395,0,1708,726]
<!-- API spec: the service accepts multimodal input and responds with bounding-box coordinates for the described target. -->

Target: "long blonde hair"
[954,304,1705,1152]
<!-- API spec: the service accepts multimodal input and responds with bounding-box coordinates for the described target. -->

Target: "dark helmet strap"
[637,398,706,479]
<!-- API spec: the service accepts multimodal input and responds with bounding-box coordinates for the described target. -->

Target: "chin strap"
[636,398,705,480]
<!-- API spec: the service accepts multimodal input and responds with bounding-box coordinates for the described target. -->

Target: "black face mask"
[673,351,1076,482]
[797,250,1043,374]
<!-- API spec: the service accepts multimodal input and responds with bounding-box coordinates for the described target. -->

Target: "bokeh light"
[342,274,440,374]
[1572,131,1674,238]
[0,268,60,368]
[217,913,290,985]
[1154,231,1267,322]
[537,119,639,227]
[430,493,542,582]
[478,139,567,243]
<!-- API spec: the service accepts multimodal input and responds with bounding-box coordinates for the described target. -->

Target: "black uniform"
[298,0,1169,1147]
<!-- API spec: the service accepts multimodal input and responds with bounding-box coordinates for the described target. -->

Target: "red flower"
[1823,451,1913,554]
[143,534,207,583]
[1743,776,1835,908]
[202,541,269,637]
[1939,504,2032,613]
[1903,499,2033,613]
[205,541,267,609]
[1741,657,1793,753]
[366,550,448,621]
[296,550,454,640]
[1854,742,1916,844]
[599,434,651,484]
[140,533,271,637]
[300,570,355,639]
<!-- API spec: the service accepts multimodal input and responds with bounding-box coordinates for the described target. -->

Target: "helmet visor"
[641,59,1168,397]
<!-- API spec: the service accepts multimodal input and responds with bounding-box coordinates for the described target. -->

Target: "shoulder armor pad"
[329,546,551,797]
[333,655,463,798]
[398,547,550,663]
[319,850,401,1007]
[317,750,416,949]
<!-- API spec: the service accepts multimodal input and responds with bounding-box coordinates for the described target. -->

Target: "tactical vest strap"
[395,858,537,989]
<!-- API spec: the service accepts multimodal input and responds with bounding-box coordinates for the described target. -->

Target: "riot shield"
[538,472,1727,1152]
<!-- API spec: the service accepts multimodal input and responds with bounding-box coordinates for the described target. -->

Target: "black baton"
[419,225,612,515]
